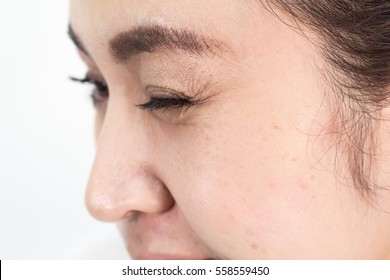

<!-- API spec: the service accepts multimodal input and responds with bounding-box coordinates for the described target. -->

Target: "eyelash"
[136,97,194,112]
[69,75,196,111]
[69,76,108,106]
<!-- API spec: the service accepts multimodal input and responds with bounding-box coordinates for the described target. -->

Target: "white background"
[0,1,127,259]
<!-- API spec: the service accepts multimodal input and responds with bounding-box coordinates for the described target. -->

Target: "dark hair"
[264,0,390,198]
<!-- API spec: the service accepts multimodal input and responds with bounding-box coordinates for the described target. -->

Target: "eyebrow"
[68,25,89,56]
[68,24,228,62]
[109,24,226,62]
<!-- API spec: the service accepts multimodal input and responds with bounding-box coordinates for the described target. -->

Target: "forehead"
[69,0,263,57]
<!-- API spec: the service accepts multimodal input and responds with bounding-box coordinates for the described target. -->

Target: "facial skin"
[69,0,390,259]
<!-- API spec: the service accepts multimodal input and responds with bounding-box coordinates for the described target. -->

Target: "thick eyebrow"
[109,24,227,62]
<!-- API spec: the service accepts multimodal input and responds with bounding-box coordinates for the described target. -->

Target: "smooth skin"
[69,0,390,259]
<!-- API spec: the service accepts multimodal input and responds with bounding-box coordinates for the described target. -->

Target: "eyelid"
[69,75,109,107]
[145,85,192,99]
[69,76,108,91]
[136,96,195,111]
[136,86,198,111]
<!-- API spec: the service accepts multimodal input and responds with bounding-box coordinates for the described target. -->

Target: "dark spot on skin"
[310,175,315,181]
[251,243,258,250]
[292,157,297,162]
[273,124,280,130]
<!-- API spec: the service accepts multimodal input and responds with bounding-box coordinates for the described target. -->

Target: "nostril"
[124,210,140,222]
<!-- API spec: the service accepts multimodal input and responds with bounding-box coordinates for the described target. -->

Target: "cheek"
[159,116,325,258]
[176,171,321,259]
[155,79,357,258]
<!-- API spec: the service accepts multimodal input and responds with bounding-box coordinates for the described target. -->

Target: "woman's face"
[69,0,390,259]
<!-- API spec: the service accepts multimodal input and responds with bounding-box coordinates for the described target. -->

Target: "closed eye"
[70,75,198,112]
[69,75,108,106]
[136,97,196,112]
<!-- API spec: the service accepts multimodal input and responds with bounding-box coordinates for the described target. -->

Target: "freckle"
[273,124,280,130]
[292,157,297,162]
[310,175,315,181]
[251,243,258,250]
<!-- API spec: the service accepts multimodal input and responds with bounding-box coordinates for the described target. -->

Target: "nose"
[85,100,174,222]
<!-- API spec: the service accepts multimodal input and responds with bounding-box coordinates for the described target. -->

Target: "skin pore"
[69,0,390,259]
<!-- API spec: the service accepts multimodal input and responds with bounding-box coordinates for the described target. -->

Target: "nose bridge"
[96,100,143,169]
[86,99,173,221]
[93,97,145,184]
